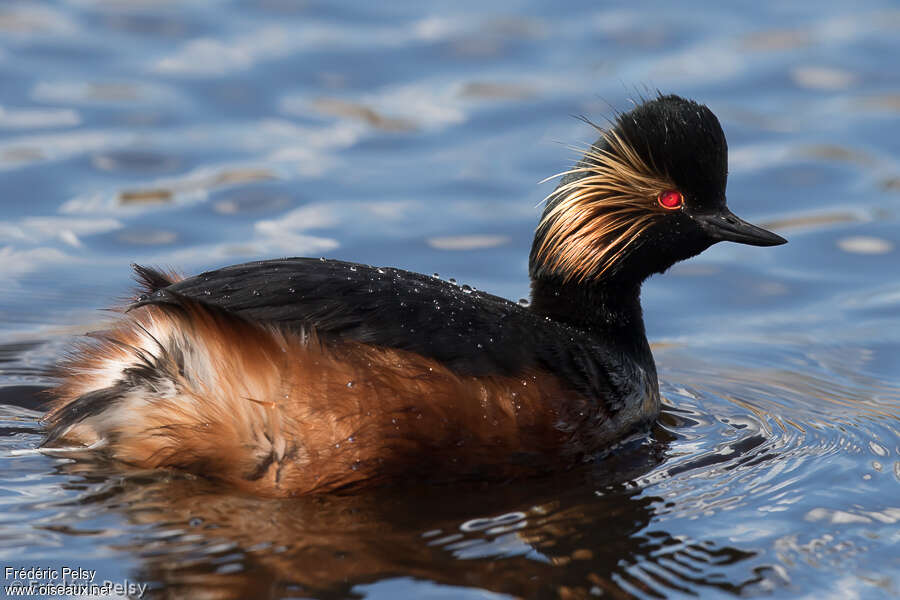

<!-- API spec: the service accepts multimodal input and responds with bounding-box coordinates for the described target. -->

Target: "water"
[1,1,898,598]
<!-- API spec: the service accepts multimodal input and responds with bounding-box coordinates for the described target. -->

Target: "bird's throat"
[529,276,651,361]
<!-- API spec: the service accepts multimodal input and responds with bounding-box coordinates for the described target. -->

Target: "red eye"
[658,190,683,210]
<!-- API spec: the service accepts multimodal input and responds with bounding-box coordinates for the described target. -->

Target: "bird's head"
[529,94,786,287]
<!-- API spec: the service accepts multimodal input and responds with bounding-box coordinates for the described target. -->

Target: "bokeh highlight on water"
[0,1,898,598]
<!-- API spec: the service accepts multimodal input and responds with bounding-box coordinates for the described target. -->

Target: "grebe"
[42,95,786,496]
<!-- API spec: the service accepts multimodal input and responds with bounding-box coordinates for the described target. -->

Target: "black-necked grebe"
[42,94,786,496]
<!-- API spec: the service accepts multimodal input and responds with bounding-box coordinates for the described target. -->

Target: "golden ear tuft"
[535,130,675,282]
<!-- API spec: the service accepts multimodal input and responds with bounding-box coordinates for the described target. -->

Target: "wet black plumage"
[133,258,632,404]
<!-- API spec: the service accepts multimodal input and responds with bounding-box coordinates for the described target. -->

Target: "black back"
[132,259,632,404]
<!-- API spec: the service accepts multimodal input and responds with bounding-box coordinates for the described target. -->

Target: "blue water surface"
[0,1,898,598]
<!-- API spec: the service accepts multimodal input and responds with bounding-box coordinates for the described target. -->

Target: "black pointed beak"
[694,208,787,247]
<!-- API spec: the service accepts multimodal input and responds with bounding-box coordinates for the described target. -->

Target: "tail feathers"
[43,296,308,494]
[132,264,182,295]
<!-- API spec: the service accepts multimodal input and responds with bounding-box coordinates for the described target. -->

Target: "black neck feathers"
[529,275,651,362]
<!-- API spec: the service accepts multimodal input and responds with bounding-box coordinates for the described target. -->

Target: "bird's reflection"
[52,427,764,599]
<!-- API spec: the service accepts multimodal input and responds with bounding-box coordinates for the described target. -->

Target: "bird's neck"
[529,275,652,362]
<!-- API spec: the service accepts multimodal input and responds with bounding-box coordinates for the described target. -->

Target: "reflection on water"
[1,0,899,598]
[7,416,767,599]
[50,463,664,599]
